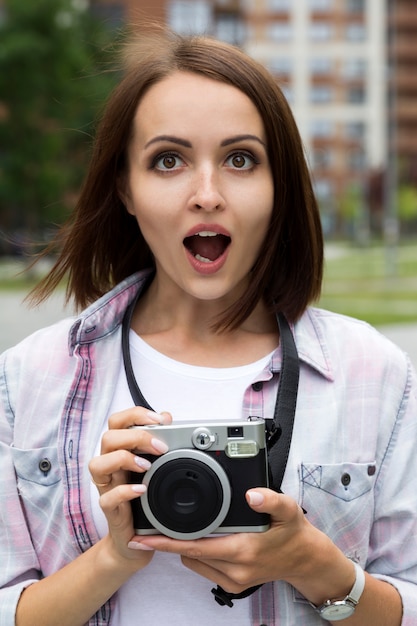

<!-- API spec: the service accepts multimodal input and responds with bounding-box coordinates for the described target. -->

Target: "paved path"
[1,290,416,369]
[0,291,73,353]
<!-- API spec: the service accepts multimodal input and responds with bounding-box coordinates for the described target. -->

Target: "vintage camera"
[130,419,270,540]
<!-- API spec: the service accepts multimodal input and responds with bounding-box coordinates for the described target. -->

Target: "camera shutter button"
[192,427,216,450]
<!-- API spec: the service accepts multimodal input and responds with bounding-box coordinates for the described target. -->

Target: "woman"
[1,31,416,626]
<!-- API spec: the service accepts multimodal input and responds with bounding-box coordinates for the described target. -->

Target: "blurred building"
[388,0,417,186]
[243,0,386,234]
[2,0,414,234]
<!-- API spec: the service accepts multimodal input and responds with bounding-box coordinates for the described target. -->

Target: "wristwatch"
[311,560,365,621]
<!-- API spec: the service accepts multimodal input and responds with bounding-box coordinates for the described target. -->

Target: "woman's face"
[121,71,274,307]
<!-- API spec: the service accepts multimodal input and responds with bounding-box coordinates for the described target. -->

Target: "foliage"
[397,185,417,221]
[0,0,119,251]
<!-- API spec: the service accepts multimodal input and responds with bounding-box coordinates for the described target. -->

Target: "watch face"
[320,601,355,621]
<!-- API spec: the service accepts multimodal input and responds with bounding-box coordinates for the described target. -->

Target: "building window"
[268,57,293,75]
[346,86,366,104]
[215,14,245,44]
[348,148,366,171]
[266,0,291,10]
[310,119,334,138]
[346,0,365,13]
[342,58,367,78]
[345,23,366,41]
[314,179,334,202]
[310,86,333,103]
[309,22,333,41]
[345,121,365,139]
[168,0,212,34]
[310,57,333,75]
[309,0,333,11]
[267,22,293,42]
[311,148,333,170]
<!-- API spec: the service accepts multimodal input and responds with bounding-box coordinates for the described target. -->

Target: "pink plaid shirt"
[1,270,417,625]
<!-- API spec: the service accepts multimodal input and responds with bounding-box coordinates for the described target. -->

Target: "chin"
[184,276,247,304]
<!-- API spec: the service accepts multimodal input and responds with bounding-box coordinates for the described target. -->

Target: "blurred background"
[0,0,416,363]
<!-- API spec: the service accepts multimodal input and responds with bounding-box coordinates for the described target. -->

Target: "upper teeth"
[196,231,218,237]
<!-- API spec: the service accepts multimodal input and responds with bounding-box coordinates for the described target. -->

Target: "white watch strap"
[347,561,365,605]
[311,559,366,614]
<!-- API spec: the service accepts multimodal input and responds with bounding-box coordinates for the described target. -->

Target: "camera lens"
[141,450,231,540]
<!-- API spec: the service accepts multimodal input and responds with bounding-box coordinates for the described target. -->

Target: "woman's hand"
[127,487,354,605]
[88,407,172,569]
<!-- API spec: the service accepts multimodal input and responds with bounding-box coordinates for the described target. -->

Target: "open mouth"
[183,231,231,264]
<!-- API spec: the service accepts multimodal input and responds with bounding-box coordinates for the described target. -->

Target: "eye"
[225,151,257,170]
[152,152,185,171]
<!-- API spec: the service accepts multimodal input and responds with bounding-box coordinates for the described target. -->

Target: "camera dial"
[191,427,216,450]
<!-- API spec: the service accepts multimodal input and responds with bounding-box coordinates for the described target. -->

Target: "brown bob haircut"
[32,29,323,330]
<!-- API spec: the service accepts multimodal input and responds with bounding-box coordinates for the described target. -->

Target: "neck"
[130,282,279,368]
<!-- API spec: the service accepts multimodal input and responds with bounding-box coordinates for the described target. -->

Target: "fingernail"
[151,438,169,454]
[134,456,152,470]
[128,541,155,551]
[146,411,166,424]
[132,484,147,494]
[248,491,264,506]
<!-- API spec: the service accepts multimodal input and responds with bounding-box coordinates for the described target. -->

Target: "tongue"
[185,235,229,262]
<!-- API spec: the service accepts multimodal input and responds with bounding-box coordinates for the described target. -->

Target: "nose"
[190,167,225,212]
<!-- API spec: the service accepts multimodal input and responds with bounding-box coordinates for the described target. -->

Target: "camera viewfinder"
[227,426,244,438]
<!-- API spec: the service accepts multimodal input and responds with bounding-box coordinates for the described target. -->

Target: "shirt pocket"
[12,445,61,487]
[300,461,376,561]
[11,446,63,556]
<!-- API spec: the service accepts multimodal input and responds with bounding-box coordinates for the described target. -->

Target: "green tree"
[397,185,417,222]
[0,0,118,253]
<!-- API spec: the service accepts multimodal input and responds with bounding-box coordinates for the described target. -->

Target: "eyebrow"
[144,135,191,149]
[221,134,266,148]
[144,134,266,149]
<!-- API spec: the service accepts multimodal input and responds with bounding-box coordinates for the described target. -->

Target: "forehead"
[132,71,266,142]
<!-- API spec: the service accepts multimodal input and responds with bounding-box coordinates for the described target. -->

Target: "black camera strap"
[211,312,300,607]
[265,311,300,489]
[122,291,153,410]
[122,294,300,608]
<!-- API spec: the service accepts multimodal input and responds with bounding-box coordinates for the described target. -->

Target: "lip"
[184,246,230,275]
[183,223,231,239]
[183,223,231,275]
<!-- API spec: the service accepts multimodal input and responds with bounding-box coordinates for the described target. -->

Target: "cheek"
[246,191,274,235]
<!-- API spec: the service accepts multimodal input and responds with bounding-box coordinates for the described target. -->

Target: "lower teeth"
[195,254,212,263]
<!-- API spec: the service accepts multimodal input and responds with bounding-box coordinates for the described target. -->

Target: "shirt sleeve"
[367,355,417,625]
[0,352,41,626]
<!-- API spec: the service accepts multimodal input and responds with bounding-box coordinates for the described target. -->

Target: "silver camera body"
[130,419,270,540]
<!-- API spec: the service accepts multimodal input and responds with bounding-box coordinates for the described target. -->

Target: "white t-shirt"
[91,331,274,625]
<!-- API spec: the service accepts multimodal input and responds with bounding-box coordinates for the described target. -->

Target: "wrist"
[96,535,149,580]
[310,560,365,621]
[286,532,357,607]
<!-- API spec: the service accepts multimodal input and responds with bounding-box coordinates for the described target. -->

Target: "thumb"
[246,487,279,510]
[246,488,302,521]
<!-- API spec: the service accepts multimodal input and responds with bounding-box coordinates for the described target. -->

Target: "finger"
[99,428,169,456]
[246,489,303,523]
[99,482,147,515]
[133,533,242,561]
[181,556,263,594]
[89,449,152,491]
[108,407,172,430]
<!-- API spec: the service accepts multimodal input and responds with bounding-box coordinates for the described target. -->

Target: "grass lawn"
[319,241,417,327]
